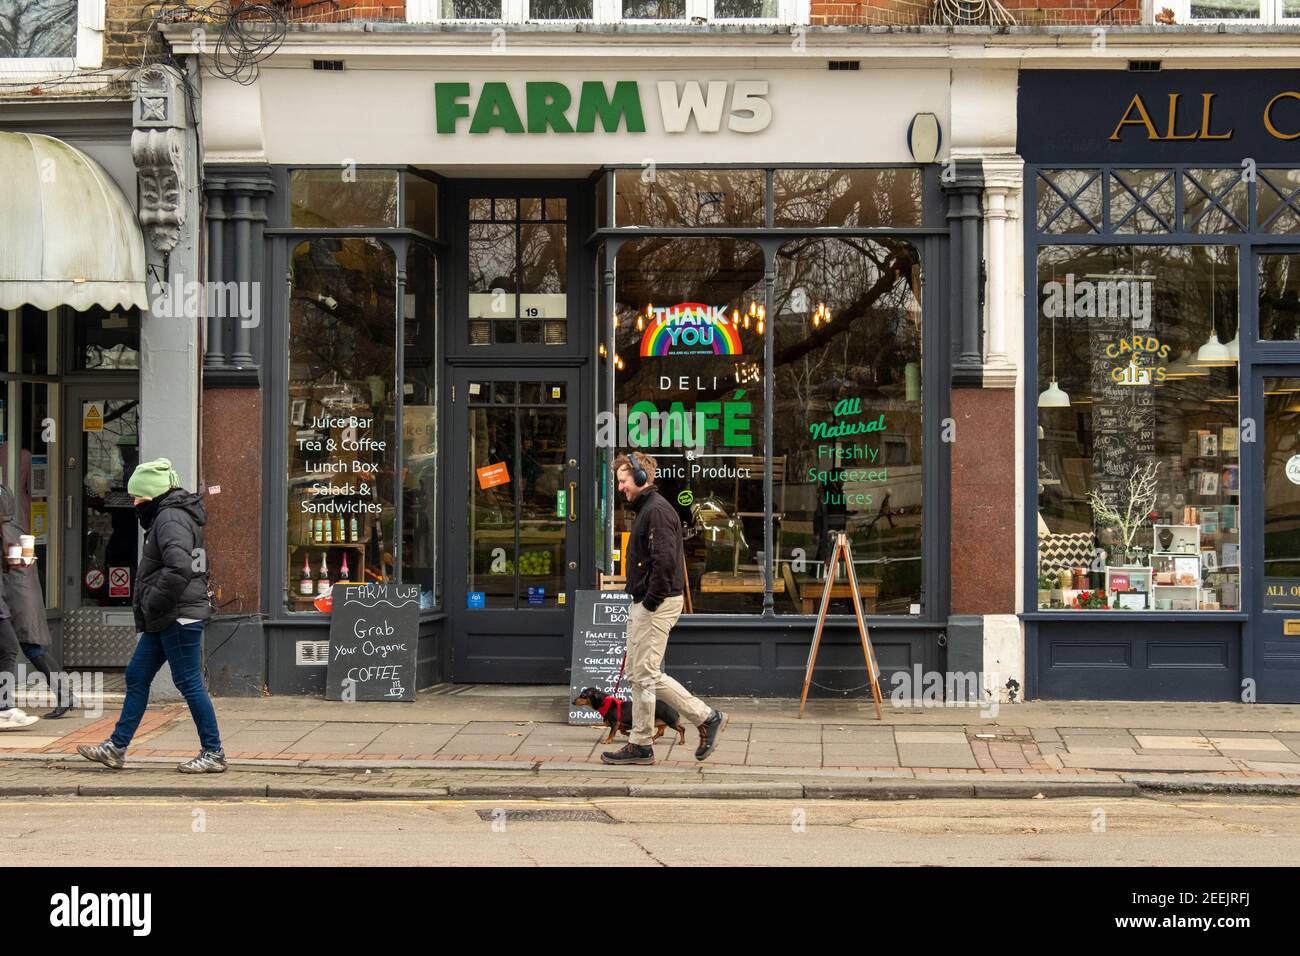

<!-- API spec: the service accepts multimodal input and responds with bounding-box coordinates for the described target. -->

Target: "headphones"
[629,451,649,487]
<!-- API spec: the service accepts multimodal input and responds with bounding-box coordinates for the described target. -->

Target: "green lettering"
[526,82,574,134]
[723,400,753,447]
[435,82,472,134]
[469,82,525,134]
[694,402,722,445]
[576,81,646,134]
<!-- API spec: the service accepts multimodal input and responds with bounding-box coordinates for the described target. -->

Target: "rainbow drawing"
[639,302,743,357]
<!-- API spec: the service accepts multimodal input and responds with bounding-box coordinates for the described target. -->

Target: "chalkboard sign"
[568,589,631,725]
[326,582,420,702]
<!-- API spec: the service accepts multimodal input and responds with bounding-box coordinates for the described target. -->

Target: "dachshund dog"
[572,687,687,745]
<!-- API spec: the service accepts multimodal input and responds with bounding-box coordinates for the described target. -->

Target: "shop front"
[0,68,203,678]
[1021,69,1300,703]
[181,30,1022,696]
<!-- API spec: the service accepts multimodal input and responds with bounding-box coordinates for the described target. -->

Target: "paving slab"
[1060,753,1238,771]
[1134,735,1215,751]
[1207,736,1290,752]
[895,731,967,744]
[1241,760,1300,773]
[896,746,978,768]
[436,735,524,755]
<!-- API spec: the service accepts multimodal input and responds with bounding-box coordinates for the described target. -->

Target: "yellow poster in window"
[30,502,48,543]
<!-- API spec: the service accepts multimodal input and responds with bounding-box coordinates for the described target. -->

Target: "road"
[3,794,1298,866]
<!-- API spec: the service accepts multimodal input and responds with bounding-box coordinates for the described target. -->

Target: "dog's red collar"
[598,695,624,724]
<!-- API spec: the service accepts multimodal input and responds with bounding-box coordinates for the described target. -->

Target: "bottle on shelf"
[334,516,345,542]
[350,516,359,542]
[340,552,350,583]
[316,553,331,595]
[299,553,314,596]
[312,518,323,544]
[324,517,333,544]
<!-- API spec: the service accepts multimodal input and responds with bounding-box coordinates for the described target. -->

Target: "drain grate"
[474,808,615,824]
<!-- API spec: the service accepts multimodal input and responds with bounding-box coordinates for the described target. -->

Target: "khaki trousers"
[626,595,712,745]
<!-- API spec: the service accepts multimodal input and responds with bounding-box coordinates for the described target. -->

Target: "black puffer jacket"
[134,489,213,633]
[624,485,685,612]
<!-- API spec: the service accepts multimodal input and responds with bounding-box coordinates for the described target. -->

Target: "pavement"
[4,684,1300,800]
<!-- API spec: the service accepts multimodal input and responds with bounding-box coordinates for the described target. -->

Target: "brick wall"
[104,0,155,68]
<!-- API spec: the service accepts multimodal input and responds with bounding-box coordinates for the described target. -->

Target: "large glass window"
[403,244,439,608]
[613,169,764,228]
[611,237,766,613]
[289,170,399,229]
[468,196,567,346]
[774,169,924,228]
[287,239,398,609]
[1036,244,1241,612]
[773,238,924,615]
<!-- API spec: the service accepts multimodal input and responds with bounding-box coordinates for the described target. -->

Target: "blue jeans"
[112,621,222,753]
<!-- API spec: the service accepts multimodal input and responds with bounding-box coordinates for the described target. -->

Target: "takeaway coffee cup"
[6,545,20,561]
[20,535,34,558]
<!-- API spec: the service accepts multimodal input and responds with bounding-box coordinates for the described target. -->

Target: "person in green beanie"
[78,458,225,773]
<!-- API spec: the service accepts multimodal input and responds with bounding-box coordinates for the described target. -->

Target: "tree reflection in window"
[773,237,924,615]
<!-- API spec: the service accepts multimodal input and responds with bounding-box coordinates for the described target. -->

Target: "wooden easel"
[799,532,883,719]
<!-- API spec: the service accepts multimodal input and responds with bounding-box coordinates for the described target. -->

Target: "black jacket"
[134,489,213,633]
[625,485,684,611]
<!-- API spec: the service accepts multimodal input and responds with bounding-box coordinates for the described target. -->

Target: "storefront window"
[714,0,778,15]
[773,238,924,615]
[289,170,399,229]
[1257,170,1300,234]
[773,169,923,228]
[1260,252,1300,341]
[73,307,140,371]
[468,195,567,346]
[613,169,764,228]
[403,172,439,237]
[403,244,438,608]
[442,0,503,15]
[1036,244,1241,612]
[287,238,398,609]
[611,237,766,613]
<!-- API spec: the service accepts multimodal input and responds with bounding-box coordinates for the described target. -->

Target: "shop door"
[447,367,581,683]
[1254,366,1300,702]
[61,383,141,667]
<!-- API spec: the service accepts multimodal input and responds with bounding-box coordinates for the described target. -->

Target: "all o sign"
[1287,455,1300,485]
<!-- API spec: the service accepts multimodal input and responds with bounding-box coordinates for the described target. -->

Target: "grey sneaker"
[695,710,729,761]
[178,750,227,774]
[78,741,125,770]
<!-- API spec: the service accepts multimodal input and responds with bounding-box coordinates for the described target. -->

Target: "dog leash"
[598,649,629,725]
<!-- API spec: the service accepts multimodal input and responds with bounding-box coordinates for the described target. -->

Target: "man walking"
[602,452,727,766]
[77,458,226,773]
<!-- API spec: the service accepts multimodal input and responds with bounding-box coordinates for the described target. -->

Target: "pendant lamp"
[1038,306,1070,408]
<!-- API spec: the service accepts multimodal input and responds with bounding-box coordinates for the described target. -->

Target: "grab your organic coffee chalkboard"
[326,583,420,702]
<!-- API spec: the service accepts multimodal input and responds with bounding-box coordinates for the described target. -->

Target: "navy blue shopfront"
[1020,69,1300,702]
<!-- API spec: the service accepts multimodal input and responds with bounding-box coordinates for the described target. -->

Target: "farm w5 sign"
[435,80,772,135]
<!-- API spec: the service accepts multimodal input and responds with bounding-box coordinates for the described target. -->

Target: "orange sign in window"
[476,462,510,490]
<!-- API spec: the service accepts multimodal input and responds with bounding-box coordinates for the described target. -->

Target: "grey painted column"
[229,185,254,366]
[204,186,226,369]
[945,160,986,387]
[131,63,200,489]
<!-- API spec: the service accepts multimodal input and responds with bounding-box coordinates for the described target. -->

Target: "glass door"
[1255,368,1300,701]
[447,367,581,683]
[61,383,140,666]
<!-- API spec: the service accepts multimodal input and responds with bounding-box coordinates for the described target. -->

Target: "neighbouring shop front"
[210,49,992,696]
[1021,69,1300,703]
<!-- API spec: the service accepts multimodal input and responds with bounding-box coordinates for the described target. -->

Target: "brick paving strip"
[3,694,1300,798]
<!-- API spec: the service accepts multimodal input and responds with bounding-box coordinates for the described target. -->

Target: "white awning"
[0,132,147,312]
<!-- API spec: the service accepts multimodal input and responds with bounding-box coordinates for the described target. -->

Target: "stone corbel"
[132,65,188,255]
[132,127,187,254]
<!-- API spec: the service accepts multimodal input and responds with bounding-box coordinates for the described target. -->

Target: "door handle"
[66,495,73,529]
[568,482,577,522]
